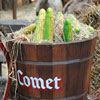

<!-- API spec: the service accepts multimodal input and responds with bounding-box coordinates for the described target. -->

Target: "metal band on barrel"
[17,54,94,65]
[17,90,88,100]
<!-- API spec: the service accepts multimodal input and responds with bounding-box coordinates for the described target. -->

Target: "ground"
[0,2,37,22]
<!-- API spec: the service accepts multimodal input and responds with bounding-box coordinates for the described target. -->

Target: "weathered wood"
[12,0,17,19]
[8,34,97,100]
[2,0,10,10]
[0,20,31,33]
[0,0,2,10]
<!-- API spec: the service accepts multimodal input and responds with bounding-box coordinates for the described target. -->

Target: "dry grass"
[78,4,100,94]
[79,4,100,29]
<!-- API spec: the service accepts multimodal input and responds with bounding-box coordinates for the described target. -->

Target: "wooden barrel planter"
[8,34,97,100]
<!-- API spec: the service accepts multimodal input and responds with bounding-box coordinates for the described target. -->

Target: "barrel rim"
[8,33,97,46]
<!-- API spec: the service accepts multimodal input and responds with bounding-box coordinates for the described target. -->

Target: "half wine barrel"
[8,34,97,100]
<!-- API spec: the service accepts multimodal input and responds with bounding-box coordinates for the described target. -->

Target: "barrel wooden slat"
[16,58,93,99]
[13,35,96,62]
[8,34,97,100]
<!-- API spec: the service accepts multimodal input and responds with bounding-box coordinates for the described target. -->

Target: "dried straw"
[78,4,100,94]
[79,4,100,29]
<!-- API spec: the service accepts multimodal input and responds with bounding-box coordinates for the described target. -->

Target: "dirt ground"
[0,2,37,22]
